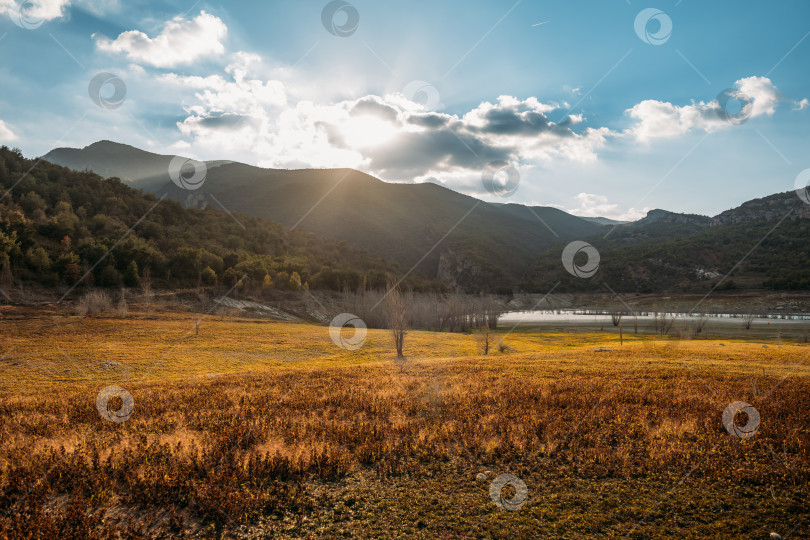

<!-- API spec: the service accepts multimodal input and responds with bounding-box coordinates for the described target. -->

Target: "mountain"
[42,141,810,295]
[43,141,184,191]
[491,203,601,238]
[0,146,406,296]
[43,141,602,292]
[525,192,810,293]
[579,216,626,226]
[712,191,810,225]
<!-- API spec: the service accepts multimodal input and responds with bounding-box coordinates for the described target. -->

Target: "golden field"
[0,306,808,538]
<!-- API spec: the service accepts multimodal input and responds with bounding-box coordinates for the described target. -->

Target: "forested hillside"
[0,147,433,297]
[525,195,810,293]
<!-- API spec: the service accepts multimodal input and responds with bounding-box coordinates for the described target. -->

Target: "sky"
[0,0,808,220]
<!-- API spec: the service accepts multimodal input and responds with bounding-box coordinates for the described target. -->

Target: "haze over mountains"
[43,140,810,293]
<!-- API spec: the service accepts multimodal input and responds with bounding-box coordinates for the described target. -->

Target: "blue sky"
[0,0,808,219]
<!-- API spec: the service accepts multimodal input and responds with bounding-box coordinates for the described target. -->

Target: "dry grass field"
[0,306,808,538]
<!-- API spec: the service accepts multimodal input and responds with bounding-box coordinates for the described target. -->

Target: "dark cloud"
[315,121,347,148]
[349,97,399,123]
[364,124,515,180]
[194,113,254,130]
[469,108,573,137]
[407,114,449,128]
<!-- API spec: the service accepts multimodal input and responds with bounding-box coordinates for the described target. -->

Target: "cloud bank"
[625,76,783,142]
[95,11,227,68]
[0,0,69,22]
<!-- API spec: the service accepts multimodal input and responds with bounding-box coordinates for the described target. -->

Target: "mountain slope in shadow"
[43,141,602,291]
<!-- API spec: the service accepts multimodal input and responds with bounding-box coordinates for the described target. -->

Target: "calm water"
[497,310,810,340]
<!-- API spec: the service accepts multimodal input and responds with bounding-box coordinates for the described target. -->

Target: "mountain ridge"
[41,140,810,293]
[42,141,602,291]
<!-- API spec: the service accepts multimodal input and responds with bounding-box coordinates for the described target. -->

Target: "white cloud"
[564,193,649,222]
[794,98,809,111]
[625,76,787,142]
[164,71,617,186]
[0,0,69,22]
[95,11,227,68]
[134,56,804,207]
[0,119,17,142]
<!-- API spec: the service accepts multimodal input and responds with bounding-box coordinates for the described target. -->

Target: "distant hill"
[491,203,601,238]
[43,141,602,292]
[525,193,810,293]
[44,141,185,191]
[579,216,626,226]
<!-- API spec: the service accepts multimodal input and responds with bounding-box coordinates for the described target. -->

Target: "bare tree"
[611,310,623,327]
[385,282,410,359]
[693,316,707,336]
[476,320,494,355]
[141,267,153,317]
[117,288,128,318]
[655,312,674,335]
[743,312,756,330]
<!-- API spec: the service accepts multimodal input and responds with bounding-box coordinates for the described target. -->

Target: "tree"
[25,247,50,272]
[0,253,12,293]
[117,288,128,318]
[221,268,238,287]
[276,271,290,290]
[385,281,410,359]
[201,266,217,286]
[169,248,202,280]
[477,320,494,355]
[98,264,120,287]
[55,252,81,284]
[289,271,302,291]
[124,260,140,287]
[141,267,153,316]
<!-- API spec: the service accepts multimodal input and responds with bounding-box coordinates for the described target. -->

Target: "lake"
[497,309,810,341]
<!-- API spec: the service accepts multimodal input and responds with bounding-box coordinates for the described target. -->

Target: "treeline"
[522,214,810,293]
[337,290,505,331]
[0,147,442,297]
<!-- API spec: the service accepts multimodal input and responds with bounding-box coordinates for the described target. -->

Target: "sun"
[340,115,399,149]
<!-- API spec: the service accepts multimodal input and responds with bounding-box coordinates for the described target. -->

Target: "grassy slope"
[0,308,808,538]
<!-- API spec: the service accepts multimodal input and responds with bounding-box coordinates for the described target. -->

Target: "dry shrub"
[75,290,112,317]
